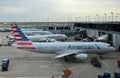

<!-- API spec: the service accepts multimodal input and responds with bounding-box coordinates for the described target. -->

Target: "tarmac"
[0,32,120,78]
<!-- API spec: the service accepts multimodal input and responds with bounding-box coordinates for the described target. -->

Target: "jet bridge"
[74,22,120,50]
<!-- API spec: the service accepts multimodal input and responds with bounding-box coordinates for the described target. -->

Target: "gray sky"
[0,0,119,22]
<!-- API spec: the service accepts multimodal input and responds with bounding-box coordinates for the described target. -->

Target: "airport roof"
[74,22,120,33]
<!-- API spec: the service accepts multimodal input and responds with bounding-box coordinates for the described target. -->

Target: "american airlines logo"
[68,45,94,50]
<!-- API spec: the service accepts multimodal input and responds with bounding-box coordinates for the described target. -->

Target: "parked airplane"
[0,28,11,32]
[21,28,41,31]
[11,29,52,35]
[11,26,52,35]
[9,25,68,41]
[7,34,67,42]
[11,24,116,61]
[23,31,52,35]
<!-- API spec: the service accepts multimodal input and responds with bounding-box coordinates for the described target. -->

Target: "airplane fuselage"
[32,42,115,54]
[27,34,67,41]
[23,31,52,35]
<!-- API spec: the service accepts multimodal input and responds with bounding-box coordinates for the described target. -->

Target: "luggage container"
[2,58,9,71]
[2,64,8,71]
[2,58,9,66]
[98,74,104,78]
[104,71,111,78]
[114,70,120,78]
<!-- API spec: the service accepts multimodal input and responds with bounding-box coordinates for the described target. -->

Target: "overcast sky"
[0,0,119,22]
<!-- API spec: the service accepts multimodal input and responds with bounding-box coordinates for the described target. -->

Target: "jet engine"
[75,53,88,60]
[6,35,14,40]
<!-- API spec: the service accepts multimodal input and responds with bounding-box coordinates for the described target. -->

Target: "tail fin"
[10,24,36,51]
[10,24,29,41]
[10,24,20,34]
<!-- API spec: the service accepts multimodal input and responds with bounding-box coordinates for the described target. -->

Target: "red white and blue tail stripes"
[10,24,36,51]
[16,41,36,51]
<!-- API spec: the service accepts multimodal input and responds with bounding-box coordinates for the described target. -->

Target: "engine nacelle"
[75,53,88,60]
[6,35,14,39]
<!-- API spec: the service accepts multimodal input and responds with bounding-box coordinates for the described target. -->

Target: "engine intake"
[75,53,88,60]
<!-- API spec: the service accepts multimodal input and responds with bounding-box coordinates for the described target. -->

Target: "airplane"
[20,30,52,35]
[9,26,68,42]
[9,34,67,42]
[7,34,67,42]
[21,28,42,31]
[11,29,52,35]
[11,24,116,61]
[0,28,11,32]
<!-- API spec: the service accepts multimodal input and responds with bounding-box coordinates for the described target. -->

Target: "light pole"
[94,16,96,22]
[47,18,49,22]
[104,13,107,22]
[111,12,113,22]
[115,16,118,22]
[96,14,98,22]
[60,18,62,22]
[57,18,59,22]
[68,18,69,22]
[75,17,78,22]
[78,16,81,22]
[85,16,86,22]
[70,18,73,22]
[88,15,90,22]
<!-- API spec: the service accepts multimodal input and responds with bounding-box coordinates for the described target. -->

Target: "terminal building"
[74,22,120,50]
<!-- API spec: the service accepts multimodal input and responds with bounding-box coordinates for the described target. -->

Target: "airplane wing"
[54,50,84,59]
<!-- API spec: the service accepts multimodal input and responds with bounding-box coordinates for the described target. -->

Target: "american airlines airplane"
[9,25,68,41]
[7,34,67,42]
[18,30,52,35]
[21,28,41,31]
[11,24,116,61]
[11,28,52,35]
[0,28,11,32]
